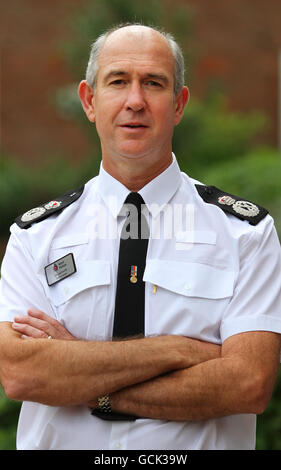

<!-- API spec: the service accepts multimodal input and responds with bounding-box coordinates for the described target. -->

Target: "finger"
[15,311,76,341]
[14,314,49,332]
[27,309,55,323]
[12,322,49,339]
[28,310,60,330]
[28,310,75,340]
[27,309,48,318]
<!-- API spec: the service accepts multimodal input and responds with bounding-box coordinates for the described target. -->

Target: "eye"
[146,80,162,87]
[109,79,126,86]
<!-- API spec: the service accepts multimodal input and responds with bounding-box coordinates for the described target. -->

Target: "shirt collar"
[97,153,182,219]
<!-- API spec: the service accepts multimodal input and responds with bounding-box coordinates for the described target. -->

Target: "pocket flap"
[51,233,89,249]
[176,230,217,245]
[50,260,110,306]
[143,259,234,299]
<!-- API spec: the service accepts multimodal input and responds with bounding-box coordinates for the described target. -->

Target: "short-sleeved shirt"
[1,154,281,450]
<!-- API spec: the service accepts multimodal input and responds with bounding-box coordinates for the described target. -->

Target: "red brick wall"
[1,0,90,164]
[186,0,281,145]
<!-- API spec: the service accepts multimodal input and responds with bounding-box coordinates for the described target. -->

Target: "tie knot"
[124,192,146,215]
[124,192,145,208]
[122,192,149,239]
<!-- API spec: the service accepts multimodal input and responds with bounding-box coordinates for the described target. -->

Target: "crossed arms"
[0,309,280,422]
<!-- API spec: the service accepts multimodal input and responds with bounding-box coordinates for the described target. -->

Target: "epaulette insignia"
[15,185,85,229]
[195,184,268,226]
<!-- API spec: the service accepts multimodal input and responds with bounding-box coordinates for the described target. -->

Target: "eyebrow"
[103,70,170,85]
[146,73,169,85]
[103,71,126,82]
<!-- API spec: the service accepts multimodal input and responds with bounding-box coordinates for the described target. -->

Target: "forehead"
[97,27,175,79]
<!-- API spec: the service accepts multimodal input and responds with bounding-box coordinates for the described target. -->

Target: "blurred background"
[1,0,281,449]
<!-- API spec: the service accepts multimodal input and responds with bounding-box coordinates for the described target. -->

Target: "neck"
[102,152,173,192]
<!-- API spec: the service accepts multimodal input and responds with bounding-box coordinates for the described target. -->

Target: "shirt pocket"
[47,259,111,340]
[143,259,235,342]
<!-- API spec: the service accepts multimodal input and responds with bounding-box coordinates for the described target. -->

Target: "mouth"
[120,123,148,129]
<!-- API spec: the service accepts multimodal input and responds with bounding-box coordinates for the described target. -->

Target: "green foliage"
[173,95,268,178]
[0,158,33,238]
[198,147,281,237]
[0,155,100,237]
[257,371,281,450]
[199,147,281,202]
[0,387,21,450]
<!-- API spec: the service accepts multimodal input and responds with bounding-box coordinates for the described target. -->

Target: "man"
[0,24,281,450]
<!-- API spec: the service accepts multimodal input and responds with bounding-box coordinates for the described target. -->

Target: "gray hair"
[85,23,185,97]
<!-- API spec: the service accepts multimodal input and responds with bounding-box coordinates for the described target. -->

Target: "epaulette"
[195,184,268,226]
[15,185,85,229]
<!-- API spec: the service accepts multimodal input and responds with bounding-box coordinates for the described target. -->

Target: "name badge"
[45,253,76,286]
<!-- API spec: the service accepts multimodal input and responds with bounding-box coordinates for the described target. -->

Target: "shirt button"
[185,283,191,291]
[115,442,122,450]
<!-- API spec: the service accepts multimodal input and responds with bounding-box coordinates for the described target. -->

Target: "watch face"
[97,394,111,412]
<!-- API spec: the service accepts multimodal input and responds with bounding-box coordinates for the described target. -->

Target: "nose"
[125,82,146,112]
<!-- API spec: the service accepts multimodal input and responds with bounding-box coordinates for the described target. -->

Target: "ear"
[173,86,189,126]
[78,80,96,123]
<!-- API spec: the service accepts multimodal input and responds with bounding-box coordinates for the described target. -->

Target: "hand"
[12,309,76,341]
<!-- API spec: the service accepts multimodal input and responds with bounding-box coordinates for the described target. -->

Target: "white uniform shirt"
[1,154,281,450]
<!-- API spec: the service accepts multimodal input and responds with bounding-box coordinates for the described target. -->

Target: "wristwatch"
[91,394,137,421]
[97,394,112,414]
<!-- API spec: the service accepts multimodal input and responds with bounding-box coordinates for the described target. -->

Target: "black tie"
[91,192,149,421]
[113,192,149,339]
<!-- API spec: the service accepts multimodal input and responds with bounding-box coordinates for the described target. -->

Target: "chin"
[118,147,151,160]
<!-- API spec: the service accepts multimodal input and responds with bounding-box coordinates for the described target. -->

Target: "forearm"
[0,323,219,406]
[110,357,260,421]
[110,332,281,422]
[87,337,221,410]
